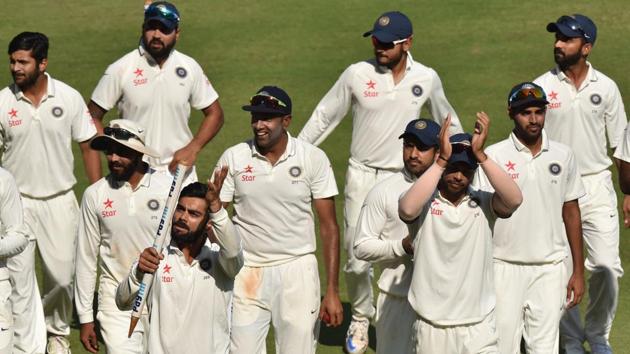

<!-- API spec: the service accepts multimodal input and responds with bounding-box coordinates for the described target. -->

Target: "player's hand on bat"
[319,289,343,327]
[206,166,228,213]
[623,195,630,228]
[566,271,585,308]
[138,247,163,275]
[472,112,490,162]
[169,144,198,172]
[436,114,452,168]
[80,322,99,353]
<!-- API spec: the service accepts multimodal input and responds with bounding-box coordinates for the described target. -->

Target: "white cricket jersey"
[298,53,461,170]
[75,169,172,323]
[218,133,338,266]
[407,189,496,326]
[118,208,243,354]
[0,73,96,198]
[534,63,627,176]
[613,121,630,162]
[353,169,415,297]
[0,167,29,281]
[475,131,585,264]
[91,45,219,167]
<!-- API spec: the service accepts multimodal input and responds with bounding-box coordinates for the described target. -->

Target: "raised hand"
[436,114,452,167]
[471,112,490,162]
[206,166,229,213]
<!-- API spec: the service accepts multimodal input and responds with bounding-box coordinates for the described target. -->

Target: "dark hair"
[8,32,49,62]
[180,182,208,200]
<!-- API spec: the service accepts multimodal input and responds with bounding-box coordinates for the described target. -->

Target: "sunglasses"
[145,4,180,23]
[104,127,141,142]
[556,16,589,40]
[371,36,408,49]
[250,94,288,110]
[508,86,546,106]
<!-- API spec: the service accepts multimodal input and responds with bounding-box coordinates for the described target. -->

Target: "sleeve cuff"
[78,312,94,324]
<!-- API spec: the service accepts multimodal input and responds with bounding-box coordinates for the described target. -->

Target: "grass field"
[2,0,630,352]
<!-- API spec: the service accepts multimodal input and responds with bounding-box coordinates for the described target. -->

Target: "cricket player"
[89,1,224,180]
[0,32,100,353]
[218,86,343,353]
[297,11,461,352]
[474,82,585,353]
[353,118,440,354]
[534,14,627,354]
[0,167,30,354]
[116,179,244,354]
[399,115,523,354]
[614,122,630,228]
[74,119,174,353]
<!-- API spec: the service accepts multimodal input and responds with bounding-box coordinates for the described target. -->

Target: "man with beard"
[297,12,461,352]
[75,120,172,353]
[534,15,627,354]
[474,83,585,353]
[399,115,522,354]
[353,118,440,354]
[89,1,223,181]
[0,31,100,353]
[217,86,343,353]
[116,179,243,354]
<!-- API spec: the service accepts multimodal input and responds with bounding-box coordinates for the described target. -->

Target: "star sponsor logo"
[430,200,443,216]
[504,160,519,179]
[548,91,558,100]
[162,263,174,283]
[102,198,117,218]
[241,165,255,182]
[547,90,561,109]
[8,108,17,118]
[364,80,378,98]
[133,68,148,86]
[8,108,21,127]
[134,68,144,77]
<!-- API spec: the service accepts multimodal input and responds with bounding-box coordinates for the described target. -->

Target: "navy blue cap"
[448,133,477,169]
[242,86,292,116]
[144,1,180,30]
[363,11,413,43]
[547,14,597,45]
[507,82,549,111]
[399,118,440,147]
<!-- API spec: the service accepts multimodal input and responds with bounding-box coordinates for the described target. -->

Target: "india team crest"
[548,162,562,176]
[51,106,64,118]
[147,199,160,210]
[590,93,602,105]
[378,16,390,26]
[468,198,479,208]
[289,166,302,178]
[412,85,423,97]
[175,67,187,78]
[414,120,427,130]
[200,259,212,271]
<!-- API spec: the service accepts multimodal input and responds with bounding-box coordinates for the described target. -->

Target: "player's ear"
[402,36,413,51]
[581,42,592,57]
[38,58,48,72]
[282,114,292,129]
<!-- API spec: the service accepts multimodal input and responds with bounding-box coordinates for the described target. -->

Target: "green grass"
[2,0,630,352]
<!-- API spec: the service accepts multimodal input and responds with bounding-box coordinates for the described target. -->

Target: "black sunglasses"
[104,127,140,141]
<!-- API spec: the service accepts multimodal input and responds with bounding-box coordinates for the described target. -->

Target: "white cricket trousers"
[25,191,79,337]
[96,310,147,354]
[343,159,395,320]
[0,280,14,354]
[375,292,415,354]
[230,254,320,354]
[560,172,622,350]
[494,260,566,354]
[413,311,498,354]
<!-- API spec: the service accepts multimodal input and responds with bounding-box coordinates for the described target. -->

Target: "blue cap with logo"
[448,133,477,169]
[399,118,440,148]
[144,1,180,30]
[242,86,292,116]
[547,14,597,45]
[363,11,413,43]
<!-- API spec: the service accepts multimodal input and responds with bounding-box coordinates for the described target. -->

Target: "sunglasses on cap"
[371,36,408,49]
[250,93,288,110]
[556,15,588,38]
[508,86,546,106]
[104,127,141,142]
[145,4,180,24]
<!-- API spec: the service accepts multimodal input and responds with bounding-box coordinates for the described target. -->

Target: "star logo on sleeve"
[103,198,114,209]
[8,109,17,118]
[505,161,516,171]
[134,68,144,77]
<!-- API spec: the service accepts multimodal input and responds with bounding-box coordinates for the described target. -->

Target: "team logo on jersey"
[504,160,519,179]
[241,165,255,182]
[549,162,562,176]
[430,200,443,216]
[378,16,390,26]
[175,67,187,78]
[7,108,21,127]
[289,166,302,178]
[162,263,174,283]
[412,85,423,97]
[590,93,602,105]
[8,109,17,119]
[147,199,160,211]
[364,80,378,98]
[102,198,117,218]
[468,198,479,208]
[51,106,64,118]
[200,259,212,271]
[133,68,148,86]
[548,91,559,100]
[414,120,427,130]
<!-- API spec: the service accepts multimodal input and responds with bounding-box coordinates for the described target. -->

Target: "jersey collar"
[10,72,56,103]
[509,130,549,156]
[249,131,296,163]
[376,51,414,74]
[555,61,598,86]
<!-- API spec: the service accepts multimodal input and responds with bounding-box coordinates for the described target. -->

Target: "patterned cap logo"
[289,166,302,178]
[414,120,427,130]
[200,259,212,271]
[51,106,64,118]
[412,85,423,97]
[590,93,602,105]
[175,67,187,78]
[549,162,562,176]
[148,199,160,210]
[378,16,390,26]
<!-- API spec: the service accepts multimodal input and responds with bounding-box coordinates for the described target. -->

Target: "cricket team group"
[0,1,626,354]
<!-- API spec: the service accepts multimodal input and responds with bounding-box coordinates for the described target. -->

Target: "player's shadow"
[318,301,376,351]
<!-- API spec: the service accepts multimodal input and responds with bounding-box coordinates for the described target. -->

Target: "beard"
[144,37,176,62]
[12,66,40,91]
[172,219,206,245]
[554,48,582,69]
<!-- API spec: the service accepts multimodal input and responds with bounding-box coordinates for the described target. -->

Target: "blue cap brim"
[363,30,399,43]
[145,17,177,30]
[546,22,582,38]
